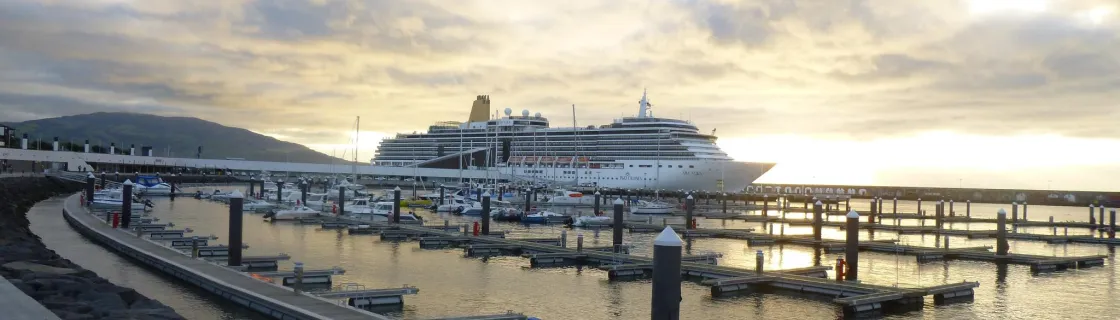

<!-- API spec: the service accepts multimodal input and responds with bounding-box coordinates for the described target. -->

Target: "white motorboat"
[436,198,481,213]
[91,189,152,212]
[133,175,174,196]
[264,206,320,220]
[242,199,276,212]
[343,198,375,214]
[571,215,612,227]
[303,193,329,211]
[351,202,423,222]
[545,189,596,206]
[630,200,673,214]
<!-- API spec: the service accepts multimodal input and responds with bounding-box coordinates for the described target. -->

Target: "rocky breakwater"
[0,177,184,320]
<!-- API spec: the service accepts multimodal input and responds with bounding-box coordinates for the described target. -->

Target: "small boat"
[630,200,673,214]
[348,202,423,223]
[544,189,596,206]
[522,211,567,224]
[436,198,481,213]
[243,199,276,212]
[460,207,484,216]
[343,199,375,214]
[264,206,320,220]
[571,215,612,227]
[133,175,174,196]
[490,208,522,222]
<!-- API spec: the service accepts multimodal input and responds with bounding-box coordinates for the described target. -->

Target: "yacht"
[264,206,320,220]
[369,91,774,191]
[133,175,174,196]
[630,200,673,215]
[362,201,423,222]
[545,189,597,206]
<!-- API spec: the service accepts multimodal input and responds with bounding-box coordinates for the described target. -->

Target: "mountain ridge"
[3,112,355,164]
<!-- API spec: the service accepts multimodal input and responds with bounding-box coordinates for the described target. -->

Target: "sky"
[0,0,1117,191]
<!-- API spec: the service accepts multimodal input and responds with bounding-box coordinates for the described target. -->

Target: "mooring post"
[845,209,860,282]
[844,198,850,212]
[593,191,601,216]
[524,188,532,213]
[1050,216,1056,235]
[944,235,949,249]
[300,180,307,206]
[651,227,682,320]
[1100,205,1105,227]
[1089,205,1097,226]
[949,200,955,217]
[755,250,764,275]
[936,200,944,229]
[293,262,304,294]
[190,235,199,258]
[996,209,1009,255]
[869,198,877,225]
[917,198,922,216]
[476,186,482,203]
[722,193,728,214]
[99,172,106,189]
[248,178,255,198]
[877,197,883,217]
[577,233,584,252]
[560,229,567,248]
[276,179,283,203]
[439,186,445,205]
[85,173,95,207]
[812,200,823,241]
[1111,209,1116,239]
[1011,201,1019,223]
[498,186,503,201]
[392,186,401,223]
[613,198,625,252]
[227,189,244,266]
[967,200,971,218]
[121,179,133,228]
[481,192,491,235]
[1023,202,1029,221]
[892,197,898,214]
[685,195,695,230]
[762,195,769,216]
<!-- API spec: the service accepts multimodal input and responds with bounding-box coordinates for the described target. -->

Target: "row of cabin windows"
[630,165,694,168]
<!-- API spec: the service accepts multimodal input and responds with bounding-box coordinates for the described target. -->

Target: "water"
[35,191,1120,319]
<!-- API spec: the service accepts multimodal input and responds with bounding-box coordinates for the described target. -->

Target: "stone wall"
[0,177,184,320]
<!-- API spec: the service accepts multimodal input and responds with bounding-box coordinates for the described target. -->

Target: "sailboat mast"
[572,104,579,187]
[353,116,359,178]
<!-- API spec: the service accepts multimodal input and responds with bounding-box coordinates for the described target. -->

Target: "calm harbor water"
[34,189,1120,319]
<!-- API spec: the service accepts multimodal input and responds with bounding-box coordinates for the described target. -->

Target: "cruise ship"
[371,91,774,191]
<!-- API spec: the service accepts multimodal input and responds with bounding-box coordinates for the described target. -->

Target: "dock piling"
[950,200,955,217]
[122,179,133,228]
[967,200,971,218]
[893,197,897,214]
[560,230,567,248]
[337,186,346,215]
[651,227,682,320]
[99,172,106,189]
[191,235,199,258]
[877,197,883,216]
[917,198,922,216]
[1012,202,1019,223]
[1089,205,1096,226]
[1050,216,1056,235]
[869,198,877,225]
[481,193,491,235]
[755,250,764,275]
[577,233,584,252]
[249,178,255,198]
[685,195,695,230]
[439,186,445,206]
[524,188,532,214]
[277,179,284,203]
[613,198,625,252]
[393,187,401,223]
[1023,202,1028,221]
[229,189,244,267]
[593,191,601,216]
[997,209,1009,255]
[722,193,728,214]
[1100,205,1105,227]
[293,262,304,294]
[301,180,308,206]
[1111,209,1116,239]
[84,173,94,207]
[763,195,769,216]
[812,200,823,241]
[845,209,860,282]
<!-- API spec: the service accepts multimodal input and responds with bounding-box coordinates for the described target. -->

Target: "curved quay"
[60,193,390,320]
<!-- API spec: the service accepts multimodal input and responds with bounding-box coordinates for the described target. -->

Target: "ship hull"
[499,160,773,192]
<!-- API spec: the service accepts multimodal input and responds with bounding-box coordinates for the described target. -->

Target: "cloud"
[0,0,1116,163]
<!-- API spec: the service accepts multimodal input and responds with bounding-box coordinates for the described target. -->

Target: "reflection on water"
[28,198,265,320]
[42,190,1120,319]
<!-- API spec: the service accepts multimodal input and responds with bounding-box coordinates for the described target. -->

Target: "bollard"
[685,195,695,230]
[293,262,304,294]
[651,227,682,320]
[845,209,860,282]
[85,173,95,207]
[613,198,625,252]
[996,209,1009,255]
[593,191,601,216]
[191,236,199,258]
[481,193,491,235]
[393,186,401,223]
[577,233,584,252]
[121,180,133,228]
[1111,209,1116,239]
[1090,205,1097,226]
[228,189,244,267]
[560,230,567,248]
[812,200,823,241]
[869,198,877,224]
[337,186,346,215]
[755,250,764,275]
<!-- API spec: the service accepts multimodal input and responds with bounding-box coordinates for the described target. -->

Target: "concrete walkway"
[0,276,62,320]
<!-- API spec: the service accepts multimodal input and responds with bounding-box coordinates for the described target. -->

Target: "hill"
[4,112,352,164]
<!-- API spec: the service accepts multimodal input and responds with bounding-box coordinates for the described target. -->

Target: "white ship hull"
[500,160,771,192]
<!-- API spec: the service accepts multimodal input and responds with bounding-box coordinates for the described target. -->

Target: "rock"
[1,261,79,275]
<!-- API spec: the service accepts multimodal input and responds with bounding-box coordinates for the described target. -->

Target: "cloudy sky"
[1,0,1117,190]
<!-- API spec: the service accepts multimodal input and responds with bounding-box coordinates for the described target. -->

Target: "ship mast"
[352,116,359,179]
